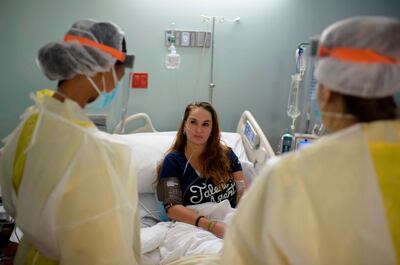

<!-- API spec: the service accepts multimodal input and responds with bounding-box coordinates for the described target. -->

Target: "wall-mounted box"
[131,72,148,89]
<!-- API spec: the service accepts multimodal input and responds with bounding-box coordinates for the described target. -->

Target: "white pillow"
[115,132,252,194]
[116,132,175,193]
[219,132,247,161]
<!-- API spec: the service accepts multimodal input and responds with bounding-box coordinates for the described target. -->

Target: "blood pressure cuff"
[156,177,183,209]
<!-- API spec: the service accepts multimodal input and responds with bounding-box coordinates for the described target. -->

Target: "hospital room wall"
[0,0,399,149]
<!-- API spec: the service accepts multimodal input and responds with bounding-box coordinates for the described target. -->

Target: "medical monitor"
[293,133,318,150]
[243,120,260,149]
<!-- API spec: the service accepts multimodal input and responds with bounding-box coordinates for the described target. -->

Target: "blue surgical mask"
[90,84,120,109]
[86,72,120,110]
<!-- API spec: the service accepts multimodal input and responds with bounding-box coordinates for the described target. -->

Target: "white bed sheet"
[140,200,234,265]
[114,131,255,264]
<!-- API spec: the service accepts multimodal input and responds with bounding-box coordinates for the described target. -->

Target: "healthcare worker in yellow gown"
[222,16,400,265]
[0,19,140,264]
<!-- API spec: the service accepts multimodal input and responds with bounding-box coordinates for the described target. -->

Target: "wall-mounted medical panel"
[165,30,211,48]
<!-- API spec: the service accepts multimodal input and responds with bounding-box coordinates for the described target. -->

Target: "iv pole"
[209,16,216,104]
[201,15,240,104]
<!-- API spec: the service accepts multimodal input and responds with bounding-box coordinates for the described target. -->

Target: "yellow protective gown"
[0,91,140,264]
[222,120,400,265]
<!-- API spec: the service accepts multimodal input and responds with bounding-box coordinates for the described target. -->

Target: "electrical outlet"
[181,31,190,46]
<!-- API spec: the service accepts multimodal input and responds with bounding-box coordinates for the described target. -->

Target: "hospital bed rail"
[113,112,158,134]
[236,110,275,174]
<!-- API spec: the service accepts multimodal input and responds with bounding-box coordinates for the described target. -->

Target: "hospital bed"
[113,110,275,265]
[1,111,275,264]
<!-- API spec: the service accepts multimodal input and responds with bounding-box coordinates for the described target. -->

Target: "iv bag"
[165,43,180,69]
[287,73,301,120]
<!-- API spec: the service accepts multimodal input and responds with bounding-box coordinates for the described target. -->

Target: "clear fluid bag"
[287,73,301,120]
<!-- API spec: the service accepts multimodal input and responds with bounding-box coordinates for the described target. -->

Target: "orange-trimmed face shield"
[64,34,134,68]
[317,44,400,64]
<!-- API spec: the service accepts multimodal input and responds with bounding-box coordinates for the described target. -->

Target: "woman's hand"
[211,221,226,238]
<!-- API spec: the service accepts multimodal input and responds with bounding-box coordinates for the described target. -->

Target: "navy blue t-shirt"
[159,148,242,208]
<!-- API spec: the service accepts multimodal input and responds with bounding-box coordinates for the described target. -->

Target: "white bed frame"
[114,113,158,134]
[117,111,275,174]
[236,111,275,173]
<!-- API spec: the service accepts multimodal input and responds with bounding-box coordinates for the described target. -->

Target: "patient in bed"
[156,102,248,238]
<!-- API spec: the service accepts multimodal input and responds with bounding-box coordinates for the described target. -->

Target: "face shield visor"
[85,56,134,133]
[64,34,135,133]
[114,54,135,134]
[310,35,400,134]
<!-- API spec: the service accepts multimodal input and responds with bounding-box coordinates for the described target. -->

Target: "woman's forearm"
[233,170,248,202]
[167,204,198,224]
[167,204,225,234]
